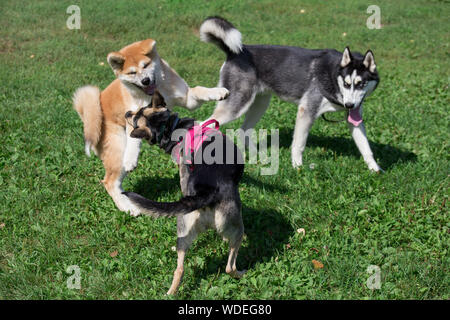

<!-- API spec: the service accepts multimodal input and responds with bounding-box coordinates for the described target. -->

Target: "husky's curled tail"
[72,85,102,156]
[199,16,243,56]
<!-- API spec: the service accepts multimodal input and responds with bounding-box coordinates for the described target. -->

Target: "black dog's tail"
[122,190,217,218]
[199,16,243,56]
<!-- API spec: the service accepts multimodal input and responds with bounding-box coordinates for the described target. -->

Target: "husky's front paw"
[292,155,303,169]
[226,268,247,279]
[209,88,229,101]
[368,162,383,173]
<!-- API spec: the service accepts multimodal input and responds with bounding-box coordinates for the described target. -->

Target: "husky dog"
[200,17,382,172]
[123,91,246,295]
[73,39,229,215]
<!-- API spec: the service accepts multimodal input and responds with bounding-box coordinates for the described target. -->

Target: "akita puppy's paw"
[208,87,229,101]
[123,159,138,173]
[128,205,141,217]
[124,202,141,217]
[115,194,141,216]
[115,202,129,213]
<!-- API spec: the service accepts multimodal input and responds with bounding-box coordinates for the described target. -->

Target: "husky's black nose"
[345,103,354,109]
[141,77,150,86]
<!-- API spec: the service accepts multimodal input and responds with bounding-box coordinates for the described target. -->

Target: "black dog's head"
[125,90,171,144]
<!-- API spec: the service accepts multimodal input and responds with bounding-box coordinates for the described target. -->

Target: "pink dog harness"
[173,119,220,165]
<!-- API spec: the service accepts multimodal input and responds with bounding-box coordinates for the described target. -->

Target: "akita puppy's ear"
[141,39,157,57]
[151,90,166,108]
[107,52,125,72]
[363,50,377,73]
[340,46,353,68]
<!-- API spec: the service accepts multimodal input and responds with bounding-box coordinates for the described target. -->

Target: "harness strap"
[201,119,220,129]
[175,119,221,165]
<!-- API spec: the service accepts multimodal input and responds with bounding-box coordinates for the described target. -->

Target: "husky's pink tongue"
[347,106,363,126]
[145,84,156,95]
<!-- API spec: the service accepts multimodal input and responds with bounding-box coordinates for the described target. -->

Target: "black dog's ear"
[130,128,149,139]
[125,111,133,118]
[148,109,170,124]
[152,90,166,108]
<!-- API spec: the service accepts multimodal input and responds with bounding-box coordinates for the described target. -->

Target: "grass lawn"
[0,0,448,299]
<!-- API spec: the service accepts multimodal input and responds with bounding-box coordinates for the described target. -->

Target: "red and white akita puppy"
[73,39,229,215]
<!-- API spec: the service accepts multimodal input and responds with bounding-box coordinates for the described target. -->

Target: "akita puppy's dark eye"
[143,62,150,69]
[344,82,351,89]
[128,71,137,75]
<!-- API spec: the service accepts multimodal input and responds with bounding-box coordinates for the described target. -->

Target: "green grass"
[0,0,449,299]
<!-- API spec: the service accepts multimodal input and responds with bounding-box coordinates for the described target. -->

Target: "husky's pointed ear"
[142,39,157,56]
[107,52,125,72]
[363,50,377,73]
[340,47,352,68]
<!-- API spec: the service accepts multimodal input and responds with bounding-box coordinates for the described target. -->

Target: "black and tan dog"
[123,92,246,295]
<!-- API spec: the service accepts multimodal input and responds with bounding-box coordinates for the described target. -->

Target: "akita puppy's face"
[125,91,170,143]
[107,39,159,95]
[337,47,379,111]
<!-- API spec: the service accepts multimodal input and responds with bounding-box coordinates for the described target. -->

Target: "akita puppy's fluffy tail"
[122,191,217,218]
[72,85,102,156]
[199,16,243,56]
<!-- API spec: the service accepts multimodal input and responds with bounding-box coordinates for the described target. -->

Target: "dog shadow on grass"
[187,204,293,292]
[272,127,417,170]
[130,175,180,200]
[130,171,291,200]
[241,174,290,193]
